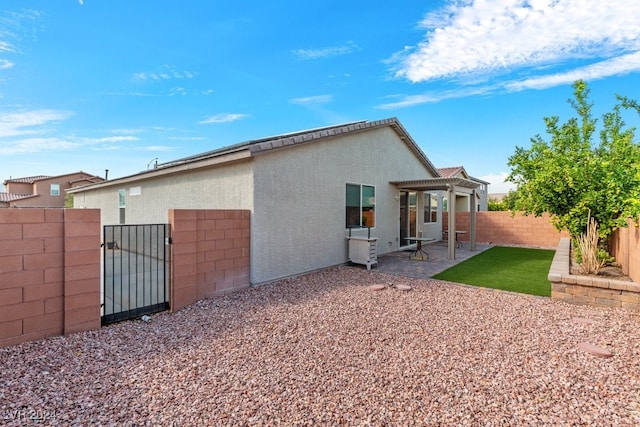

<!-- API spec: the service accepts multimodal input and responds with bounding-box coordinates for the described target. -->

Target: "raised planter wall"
[549,237,640,312]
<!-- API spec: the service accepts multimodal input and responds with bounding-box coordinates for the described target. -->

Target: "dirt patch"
[570,250,633,281]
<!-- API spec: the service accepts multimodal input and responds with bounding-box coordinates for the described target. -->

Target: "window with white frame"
[50,184,60,196]
[423,192,438,223]
[346,183,375,228]
[118,189,126,224]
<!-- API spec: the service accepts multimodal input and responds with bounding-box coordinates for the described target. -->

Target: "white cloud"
[133,65,198,82]
[478,172,516,194]
[96,136,138,143]
[143,145,174,152]
[0,109,74,137]
[505,51,640,91]
[198,113,248,124]
[292,41,359,60]
[393,0,640,83]
[0,137,77,155]
[111,128,144,134]
[0,59,13,69]
[0,42,15,53]
[290,94,333,106]
[169,87,187,96]
[376,86,494,109]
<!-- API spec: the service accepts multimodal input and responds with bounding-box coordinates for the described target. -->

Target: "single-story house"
[69,117,480,284]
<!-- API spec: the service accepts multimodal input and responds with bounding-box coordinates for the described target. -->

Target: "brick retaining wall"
[0,209,101,347]
[549,237,640,312]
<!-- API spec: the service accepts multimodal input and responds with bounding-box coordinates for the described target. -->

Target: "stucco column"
[447,185,456,260]
[470,189,477,251]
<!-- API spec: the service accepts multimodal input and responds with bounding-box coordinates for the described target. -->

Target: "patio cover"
[390,177,480,260]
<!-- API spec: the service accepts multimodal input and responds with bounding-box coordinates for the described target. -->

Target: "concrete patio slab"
[372,241,493,279]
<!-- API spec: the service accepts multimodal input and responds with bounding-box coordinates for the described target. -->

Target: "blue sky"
[1,0,639,193]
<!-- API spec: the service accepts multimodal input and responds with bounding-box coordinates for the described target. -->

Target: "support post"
[447,185,456,260]
[470,189,477,251]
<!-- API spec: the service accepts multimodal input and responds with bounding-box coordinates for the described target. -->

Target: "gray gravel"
[1,266,640,426]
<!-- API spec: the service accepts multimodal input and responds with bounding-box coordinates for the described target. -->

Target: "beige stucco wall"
[73,161,254,225]
[71,125,441,285]
[250,126,437,284]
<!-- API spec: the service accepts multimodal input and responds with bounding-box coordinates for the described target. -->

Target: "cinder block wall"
[169,209,250,311]
[443,211,569,248]
[0,208,100,348]
[610,218,640,283]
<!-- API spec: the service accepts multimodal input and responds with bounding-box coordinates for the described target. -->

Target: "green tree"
[487,190,518,211]
[507,80,640,241]
[487,197,507,211]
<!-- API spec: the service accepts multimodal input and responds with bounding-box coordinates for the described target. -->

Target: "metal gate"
[102,224,171,326]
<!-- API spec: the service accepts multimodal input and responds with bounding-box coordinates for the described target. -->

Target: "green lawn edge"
[432,246,555,297]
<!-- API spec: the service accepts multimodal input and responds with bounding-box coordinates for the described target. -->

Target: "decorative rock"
[578,342,613,358]
[367,284,387,291]
[395,284,412,291]
[572,317,598,325]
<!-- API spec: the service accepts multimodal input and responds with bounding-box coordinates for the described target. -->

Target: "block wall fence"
[609,217,640,283]
[0,208,101,348]
[2,208,635,347]
[169,209,250,311]
[0,208,250,348]
[443,211,570,249]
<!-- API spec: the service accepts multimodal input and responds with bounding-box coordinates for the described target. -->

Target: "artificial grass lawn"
[432,246,555,297]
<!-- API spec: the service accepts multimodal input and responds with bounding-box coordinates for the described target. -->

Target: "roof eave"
[68,149,252,193]
[391,177,480,192]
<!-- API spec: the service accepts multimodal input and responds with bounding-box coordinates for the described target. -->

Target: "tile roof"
[0,192,36,202]
[3,175,51,184]
[164,117,439,175]
[71,117,441,191]
[437,166,464,178]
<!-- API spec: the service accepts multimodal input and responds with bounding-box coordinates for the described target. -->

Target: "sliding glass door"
[399,191,417,247]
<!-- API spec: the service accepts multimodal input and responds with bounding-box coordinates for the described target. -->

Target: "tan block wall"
[444,211,569,248]
[549,238,639,311]
[169,209,250,311]
[551,281,640,311]
[609,218,640,283]
[0,208,101,348]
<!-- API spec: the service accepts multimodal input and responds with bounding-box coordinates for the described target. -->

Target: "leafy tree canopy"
[507,80,640,239]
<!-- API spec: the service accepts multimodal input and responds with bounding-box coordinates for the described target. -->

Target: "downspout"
[447,184,455,260]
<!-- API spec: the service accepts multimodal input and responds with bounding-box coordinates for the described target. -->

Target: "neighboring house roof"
[438,166,490,186]
[0,192,38,202]
[3,175,51,185]
[3,172,103,186]
[69,117,442,192]
[437,166,465,178]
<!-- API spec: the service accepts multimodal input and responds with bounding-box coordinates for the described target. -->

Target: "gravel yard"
[1,266,639,426]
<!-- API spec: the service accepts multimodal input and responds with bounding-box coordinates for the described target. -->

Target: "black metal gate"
[102,224,171,326]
